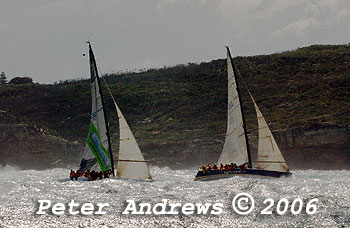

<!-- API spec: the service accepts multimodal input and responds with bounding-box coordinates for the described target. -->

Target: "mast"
[225,46,252,168]
[87,42,115,176]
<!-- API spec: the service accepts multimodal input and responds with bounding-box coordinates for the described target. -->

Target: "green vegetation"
[1,44,350,167]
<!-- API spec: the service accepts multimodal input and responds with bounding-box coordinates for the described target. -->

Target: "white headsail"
[251,96,289,172]
[79,43,113,173]
[99,59,152,180]
[218,47,249,166]
[115,103,152,180]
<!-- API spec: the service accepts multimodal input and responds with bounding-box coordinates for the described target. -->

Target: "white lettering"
[36,200,51,215]
[139,203,152,215]
[168,203,181,215]
[152,199,168,215]
[120,199,224,216]
[36,200,109,216]
[211,203,223,215]
[81,203,94,215]
[52,203,65,215]
[122,200,138,215]
[95,203,109,215]
[68,200,79,215]
[195,203,211,214]
[181,203,195,215]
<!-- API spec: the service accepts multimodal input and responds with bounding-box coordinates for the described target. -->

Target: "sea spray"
[0,167,349,227]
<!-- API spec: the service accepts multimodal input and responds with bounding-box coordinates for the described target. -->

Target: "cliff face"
[144,124,350,170]
[275,124,350,170]
[0,110,82,169]
[1,112,348,170]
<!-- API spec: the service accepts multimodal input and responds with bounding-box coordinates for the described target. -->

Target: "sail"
[218,48,249,166]
[79,43,113,173]
[115,103,152,180]
[252,97,289,172]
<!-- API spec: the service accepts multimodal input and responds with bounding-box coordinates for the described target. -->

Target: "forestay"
[218,48,249,166]
[79,44,112,172]
[252,96,289,172]
[115,103,152,180]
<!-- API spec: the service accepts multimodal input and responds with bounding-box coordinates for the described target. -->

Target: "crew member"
[98,171,103,180]
[69,170,75,181]
[219,163,224,173]
[207,164,212,173]
[239,163,247,172]
[85,170,92,181]
[200,165,206,174]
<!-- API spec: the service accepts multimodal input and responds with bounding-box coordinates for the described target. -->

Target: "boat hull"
[194,169,292,181]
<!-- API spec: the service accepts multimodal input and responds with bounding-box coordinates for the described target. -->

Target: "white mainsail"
[79,43,113,173]
[218,47,249,166]
[251,96,289,172]
[115,103,152,180]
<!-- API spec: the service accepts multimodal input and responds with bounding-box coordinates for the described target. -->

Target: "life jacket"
[239,164,245,171]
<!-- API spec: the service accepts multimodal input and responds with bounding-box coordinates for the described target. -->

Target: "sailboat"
[194,47,291,181]
[78,42,152,181]
[79,42,115,176]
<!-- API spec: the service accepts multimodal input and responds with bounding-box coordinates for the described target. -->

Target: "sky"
[0,0,350,84]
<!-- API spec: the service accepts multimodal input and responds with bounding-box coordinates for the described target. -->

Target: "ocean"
[0,166,349,227]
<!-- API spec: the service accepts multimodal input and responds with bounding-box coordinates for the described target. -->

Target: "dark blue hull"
[194,168,292,181]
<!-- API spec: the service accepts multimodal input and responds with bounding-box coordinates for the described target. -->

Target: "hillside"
[0,44,349,169]
[0,110,81,169]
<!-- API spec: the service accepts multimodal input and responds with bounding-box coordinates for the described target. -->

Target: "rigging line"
[98,66,119,107]
[235,66,270,130]
[234,66,258,104]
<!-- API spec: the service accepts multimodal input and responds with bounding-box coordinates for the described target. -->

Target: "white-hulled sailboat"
[194,47,291,181]
[79,42,115,176]
[78,42,152,181]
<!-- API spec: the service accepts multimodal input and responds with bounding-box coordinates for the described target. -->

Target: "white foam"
[0,164,19,172]
[0,169,348,227]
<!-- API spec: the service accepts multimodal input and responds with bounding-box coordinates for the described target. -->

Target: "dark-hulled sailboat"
[79,42,115,176]
[194,47,292,181]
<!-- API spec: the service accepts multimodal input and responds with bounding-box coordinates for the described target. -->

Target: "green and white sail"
[218,47,249,166]
[79,43,114,173]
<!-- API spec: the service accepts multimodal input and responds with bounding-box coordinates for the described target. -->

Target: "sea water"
[0,166,349,227]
